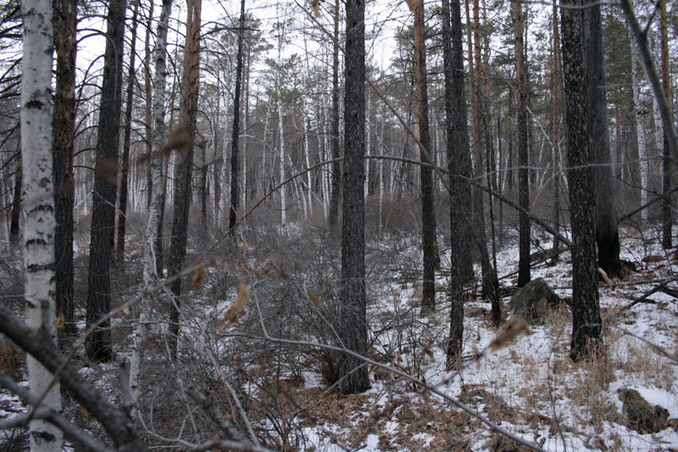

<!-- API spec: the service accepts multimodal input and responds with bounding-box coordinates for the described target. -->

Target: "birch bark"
[21,0,63,448]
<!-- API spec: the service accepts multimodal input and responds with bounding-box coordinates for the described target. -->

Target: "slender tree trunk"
[443,0,470,369]
[514,0,531,287]
[9,160,21,243]
[229,0,246,234]
[561,0,602,361]
[659,0,673,249]
[628,5,648,222]
[328,0,341,231]
[144,0,154,211]
[338,0,369,395]
[168,0,201,358]
[86,0,127,362]
[130,0,174,409]
[117,0,140,266]
[408,0,437,316]
[21,0,63,448]
[53,0,77,350]
[585,0,622,279]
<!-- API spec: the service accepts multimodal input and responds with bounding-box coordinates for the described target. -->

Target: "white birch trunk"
[21,1,63,450]
[130,0,174,409]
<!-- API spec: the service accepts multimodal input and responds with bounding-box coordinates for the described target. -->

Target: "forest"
[1,0,678,450]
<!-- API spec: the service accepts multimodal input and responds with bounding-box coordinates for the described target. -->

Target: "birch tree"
[20,0,63,448]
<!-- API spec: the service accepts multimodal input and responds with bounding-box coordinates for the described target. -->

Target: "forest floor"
[273,224,678,451]
[1,220,678,451]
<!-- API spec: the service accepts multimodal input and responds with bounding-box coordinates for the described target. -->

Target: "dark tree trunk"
[86,0,127,362]
[9,159,21,243]
[659,0,673,249]
[337,0,369,395]
[585,0,622,279]
[328,0,341,231]
[168,0,201,358]
[53,0,78,350]
[561,0,602,361]
[229,0,246,234]
[411,0,437,316]
[442,0,470,369]
[514,0,531,287]
[116,0,140,266]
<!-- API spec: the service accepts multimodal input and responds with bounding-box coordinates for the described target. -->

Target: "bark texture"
[338,0,370,395]
[53,0,77,349]
[21,0,63,448]
[561,0,602,361]
[86,0,127,362]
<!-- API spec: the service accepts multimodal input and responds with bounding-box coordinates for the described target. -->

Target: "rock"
[508,278,562,322]
[618,388,669,433]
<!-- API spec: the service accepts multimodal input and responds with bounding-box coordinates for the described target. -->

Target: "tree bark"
[86,0,127,362]
[52,0,77,350]
[116,0,140,266]
[561,0,602,361]
[658,0,673,249]
[408,0,437,316]
[168,0,201,358]
[585,0,622,279]
[514,0,531,287]
[21,0,63,448]
[328,0,342,231]
[229,0,246,234]
[442,0,469,369]
[338,0,369,395]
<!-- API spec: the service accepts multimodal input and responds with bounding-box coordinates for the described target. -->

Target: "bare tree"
[168,0,202,358]
[86,0,127,362]
[337,0,369,395]
[408,0,437,316]
[561,0,602,361]
[21,0,62,448]
[52,0,77,349]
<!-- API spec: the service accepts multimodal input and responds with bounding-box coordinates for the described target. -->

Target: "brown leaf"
[192,263,207,290]
[489,320,530,351]
[55,313,65,329]
[225,282,250,323]
[160,125,191,156]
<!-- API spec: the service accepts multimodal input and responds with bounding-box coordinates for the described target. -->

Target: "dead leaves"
[225,282,250,323]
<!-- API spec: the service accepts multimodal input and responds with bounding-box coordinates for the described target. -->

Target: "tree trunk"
[131,0,174,409]
[86,0,127,362]
[408,0,437,316]
[514,0,531,287]
[117,0,140,266]
[9,159,21,243]
[328,0,341,231]
[628,2,648,222]
[21,0,63,448]
[442,0,470,369]
[585,0,622,279]
[338,0,369,395]
[52,0,77,350]
[168,0,201,358]
[561,0,602,361]
[229,0,246,234]
[659,0,673,249]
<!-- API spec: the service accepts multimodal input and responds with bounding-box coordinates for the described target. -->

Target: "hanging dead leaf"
[122,305,130,315]
[275,267,289,279]
[489,320,530,351]
[312,0,321,17]
[192,263,207,289]
[55,313,65,329]
[422,347,434,359]
[225,282,250,323]
[160,124,191,156]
